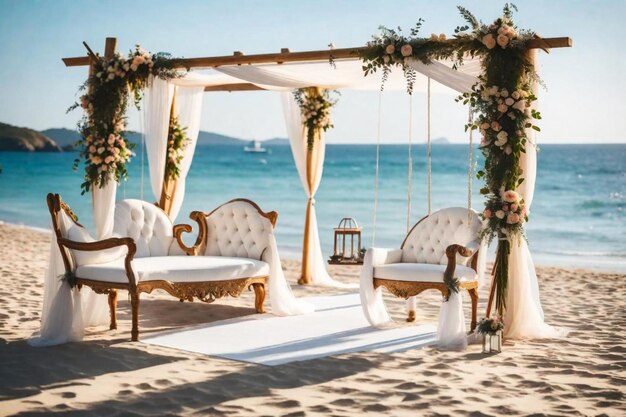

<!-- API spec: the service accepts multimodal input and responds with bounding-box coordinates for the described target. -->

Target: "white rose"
[495,210,505,219]
[385,44,395,55]
[511,91,520,100]
[505,97,514,106]
[512,100,526,111]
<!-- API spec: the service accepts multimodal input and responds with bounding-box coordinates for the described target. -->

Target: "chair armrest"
[57,237,138,287]
[173,211,207,256]
[369,248,403,266]
[58,237,136,255]
[443,242,480,298]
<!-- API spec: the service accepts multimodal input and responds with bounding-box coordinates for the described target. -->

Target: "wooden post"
[299,88,321,285]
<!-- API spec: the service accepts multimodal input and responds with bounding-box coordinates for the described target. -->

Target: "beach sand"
[0,223,624,416]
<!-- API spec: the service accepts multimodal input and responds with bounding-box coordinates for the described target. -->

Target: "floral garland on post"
[164,114,189,181]
[293,88,338,150]
[361,4,541,312]
[69,45,185,194]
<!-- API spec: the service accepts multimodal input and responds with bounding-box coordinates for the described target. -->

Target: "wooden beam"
[62,36,572,69]
[203,83,266,92]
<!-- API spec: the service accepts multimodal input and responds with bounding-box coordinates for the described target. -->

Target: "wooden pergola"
[63,36,572,92]
[62,36,572,285]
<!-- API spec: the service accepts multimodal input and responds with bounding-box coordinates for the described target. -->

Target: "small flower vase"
[481,330,503,353]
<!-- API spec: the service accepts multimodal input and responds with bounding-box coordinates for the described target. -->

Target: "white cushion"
[204,200,273,260]
[113,200,177,258]
[59,211,125,267]
[373,263,477,283]
[76,256,270,284]
[401,207,482,265]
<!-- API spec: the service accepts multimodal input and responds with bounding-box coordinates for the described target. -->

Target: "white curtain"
[169,85,204,220]
[30,212,94,346]
[504,50,566,339]
[82,180,117,326]
[264,234,315,315]
[282,92,356,288]
[144,76,175,203]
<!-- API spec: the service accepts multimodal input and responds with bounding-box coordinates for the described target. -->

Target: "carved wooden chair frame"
[47,193,273,341]
[372,213,480,331]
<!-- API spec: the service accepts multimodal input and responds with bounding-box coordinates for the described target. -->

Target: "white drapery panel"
[144,76,175,203]
[30,210,102,346]
[214,59,479,93]
[83,180,117,326]
[169,85,205,220]
[282,92,356,288]
[504,50,566,339]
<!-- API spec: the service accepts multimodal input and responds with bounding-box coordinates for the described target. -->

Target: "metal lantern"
[328,217,363,265]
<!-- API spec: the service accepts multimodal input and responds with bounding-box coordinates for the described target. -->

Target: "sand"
[0,222,624,416]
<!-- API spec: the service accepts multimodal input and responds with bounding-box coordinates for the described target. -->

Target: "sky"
[0,0,624,144]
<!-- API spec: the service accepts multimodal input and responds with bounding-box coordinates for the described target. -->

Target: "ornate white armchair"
[368,207,482,331]
[47,194,271,342]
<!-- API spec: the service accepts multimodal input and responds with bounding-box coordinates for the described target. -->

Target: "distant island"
[0,122,289,152]
[431,137,450,145]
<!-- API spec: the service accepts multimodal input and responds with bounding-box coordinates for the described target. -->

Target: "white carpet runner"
[142,293,437,366]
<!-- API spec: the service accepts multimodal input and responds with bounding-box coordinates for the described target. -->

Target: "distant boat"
[243,140,267,153]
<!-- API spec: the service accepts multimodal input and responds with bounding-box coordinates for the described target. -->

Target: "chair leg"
[406,296,417,322]
[468,288,478,332]
[130,291,140,342]
[252,283,266,314]
[108,290,118,330]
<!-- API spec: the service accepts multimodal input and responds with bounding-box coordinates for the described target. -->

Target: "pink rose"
[482,34,496,49]
[438,33,447,41]
[400,44,413,57]
[483,209,492,219]
[506,213,520,224]
[497,34,509,48]
[511,91,520,100]
[504,145,512,155]
[497,103,508,113]
[513,100,526,111]
[89,145,96,153]
[491,121,501,132]
[503,190,520,203]
[385,44,395,55]
[505,97,514,106]
[101,164,108,172]
[511,203,518,212]
[502,204,509,212]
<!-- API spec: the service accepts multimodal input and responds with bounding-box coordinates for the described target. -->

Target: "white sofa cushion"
[373,263,477,283]
[59,210,125,267]
[113,200,178,258]
[205,200,272,260]
[401,207,482,265]
[76,256,270,284]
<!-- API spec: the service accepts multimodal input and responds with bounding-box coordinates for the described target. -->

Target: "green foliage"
[164,115,189,181]
[294,88,339,150]
[477,317,504,335]
[68,46,186,194]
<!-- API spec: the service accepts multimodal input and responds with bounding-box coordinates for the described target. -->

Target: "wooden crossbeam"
[203,83,266,92]
[62,36,572,69]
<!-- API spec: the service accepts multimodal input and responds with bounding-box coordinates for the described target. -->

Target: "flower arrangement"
[164,114,189,181]
[70,45,185,194]
[477,317,504,335]
[361,4,541,311]
[293,88,338,150]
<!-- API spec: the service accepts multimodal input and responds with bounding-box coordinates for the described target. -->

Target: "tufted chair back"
[113,199,177,258]
[203,199,276,260]
[401,207,481,265]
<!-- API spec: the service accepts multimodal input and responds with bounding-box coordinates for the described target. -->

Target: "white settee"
[361,207,482,331]
[47,194,277,341]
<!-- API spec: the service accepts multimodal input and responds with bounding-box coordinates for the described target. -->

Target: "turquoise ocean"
[0,144,624,271]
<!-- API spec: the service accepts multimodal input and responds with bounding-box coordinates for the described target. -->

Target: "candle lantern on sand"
[328,217,363,265]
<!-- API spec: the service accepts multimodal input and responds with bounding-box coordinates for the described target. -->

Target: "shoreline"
[4,218,624,273]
